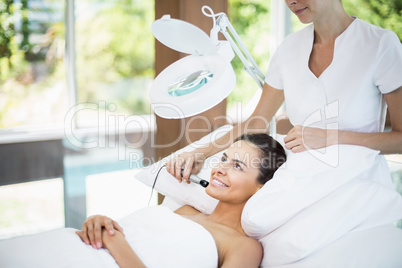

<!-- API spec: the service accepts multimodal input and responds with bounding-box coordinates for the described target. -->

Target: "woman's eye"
[234,163,242,171]
[221,156,227,162]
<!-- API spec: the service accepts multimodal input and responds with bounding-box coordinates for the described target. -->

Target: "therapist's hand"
[76,215,124,249]
[284,125,337,153]
[166,151,206,183]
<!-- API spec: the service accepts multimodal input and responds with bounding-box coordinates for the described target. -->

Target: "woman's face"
[285,0,340,24]
[206,140,263,204]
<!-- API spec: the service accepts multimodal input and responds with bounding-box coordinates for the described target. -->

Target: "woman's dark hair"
[234,133,287,185]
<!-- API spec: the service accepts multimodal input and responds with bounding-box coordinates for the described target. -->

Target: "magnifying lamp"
[150,6,265,119]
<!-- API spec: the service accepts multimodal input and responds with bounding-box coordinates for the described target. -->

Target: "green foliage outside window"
[75,0,154,116]
[0,1,27,82]
[227,0,271,108]
[0,0,65,129]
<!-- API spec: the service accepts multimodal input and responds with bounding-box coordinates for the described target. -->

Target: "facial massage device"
[181,168,209,188]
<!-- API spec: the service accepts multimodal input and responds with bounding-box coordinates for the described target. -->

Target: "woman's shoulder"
[352,18,401,54]
[234,234,262,249]
[174,205,202,216]
[223,235,263,267]
[353,18,397,39]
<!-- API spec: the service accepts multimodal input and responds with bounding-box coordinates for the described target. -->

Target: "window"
[74,0,154,128]
[0,0,156,238]
[0,179,64,240]
[0,0,66,130]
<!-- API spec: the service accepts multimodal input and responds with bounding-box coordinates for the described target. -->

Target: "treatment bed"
[1,126,402,267]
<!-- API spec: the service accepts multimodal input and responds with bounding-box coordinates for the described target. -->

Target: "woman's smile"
[294,7,307,16]
[211,176,229,188]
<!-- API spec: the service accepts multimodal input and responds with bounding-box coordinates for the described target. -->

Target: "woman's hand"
[75,215,124,249]
[284,125,337,153]
[166,151,206,183]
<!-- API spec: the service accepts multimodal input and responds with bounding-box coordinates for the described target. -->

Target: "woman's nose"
[286,0,297,6]
[216,162,229,174]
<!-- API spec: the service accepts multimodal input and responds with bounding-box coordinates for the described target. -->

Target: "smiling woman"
[75,133,287,268]
[0,133,287,267]
[204,134,286,212]
[205,137,264,204]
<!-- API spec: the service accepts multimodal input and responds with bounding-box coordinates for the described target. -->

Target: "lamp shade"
[151,15,217,55]
[150,54,236,119]
[150,15,236,119]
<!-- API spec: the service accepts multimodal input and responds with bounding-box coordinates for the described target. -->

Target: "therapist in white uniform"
[168,0,402,182]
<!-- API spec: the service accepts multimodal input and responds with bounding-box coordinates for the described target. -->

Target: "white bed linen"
[0,228,118,268]
[268,224,402,268]
[258,179,402,266]
[0,206,218,268]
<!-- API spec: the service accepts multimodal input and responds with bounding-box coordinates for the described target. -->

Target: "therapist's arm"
[284,86,402,154]
[102,229,146,268]
[167,82,284,182]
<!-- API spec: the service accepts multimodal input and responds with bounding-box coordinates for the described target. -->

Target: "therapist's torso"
[265,18,402,133]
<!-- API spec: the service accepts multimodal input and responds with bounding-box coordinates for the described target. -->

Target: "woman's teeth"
[212,179,228,187]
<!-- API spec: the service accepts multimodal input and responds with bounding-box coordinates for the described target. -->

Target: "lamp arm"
[216,14,265,89]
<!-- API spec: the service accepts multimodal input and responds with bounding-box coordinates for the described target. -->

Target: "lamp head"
[150,15,236,119]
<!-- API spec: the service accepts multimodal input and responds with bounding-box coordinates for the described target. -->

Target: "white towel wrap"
[0,206,218,268]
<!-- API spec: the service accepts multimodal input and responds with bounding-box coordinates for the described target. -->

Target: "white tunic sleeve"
[373,30,402,94]
[264,45,284,90]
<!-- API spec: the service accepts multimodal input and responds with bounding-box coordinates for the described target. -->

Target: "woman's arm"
[167,83,284,181]
[102,229,146,268]
[284,87,402,154]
